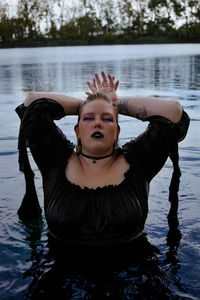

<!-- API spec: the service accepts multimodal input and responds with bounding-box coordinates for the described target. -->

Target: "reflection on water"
[0,54,200,97]
[0,44,200,299]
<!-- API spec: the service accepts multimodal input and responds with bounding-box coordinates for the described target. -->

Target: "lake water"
[0,44,199,299]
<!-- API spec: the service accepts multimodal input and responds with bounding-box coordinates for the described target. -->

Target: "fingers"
[108,74,114,89]
[87,81,97,93]
[106,72,119,90]
[114,80,119,91]
[108,74,119,91]
[95,72,118,87]
[95,73,102,89]
[96,71,113,87]
[92,78,97,90]
[101,71,108,87]
[86,72,119,95]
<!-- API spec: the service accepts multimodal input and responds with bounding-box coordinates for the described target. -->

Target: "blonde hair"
[78,93,119,125]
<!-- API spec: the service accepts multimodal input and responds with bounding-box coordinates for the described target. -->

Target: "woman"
[16,72,189,246]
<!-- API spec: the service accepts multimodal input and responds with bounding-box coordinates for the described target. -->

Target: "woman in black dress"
[16,71,189,246]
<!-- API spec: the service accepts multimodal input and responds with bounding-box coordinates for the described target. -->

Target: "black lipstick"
[91,131,104,138]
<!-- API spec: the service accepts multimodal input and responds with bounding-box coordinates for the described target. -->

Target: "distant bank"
[0,36,199,49]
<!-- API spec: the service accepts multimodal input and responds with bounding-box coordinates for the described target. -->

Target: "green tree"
[40,0,57,37]
[148,0,175,36]
[96,0,117,34]
[117,0,148,41]
[1,0,200,45]
[117,0,134,31]
[0,3,12,42]
[16,0,41,39]
[134,0,148,36]
[76,13,100,40]
[48,21,58,39]
[176,0,200,40]
[59,21,78,40]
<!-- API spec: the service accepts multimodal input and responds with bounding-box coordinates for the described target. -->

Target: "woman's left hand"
[86,71,119,102]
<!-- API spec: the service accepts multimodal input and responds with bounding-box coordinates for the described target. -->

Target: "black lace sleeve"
[15,98,74,220]
[122,110,190,182]
[16,98,74,173]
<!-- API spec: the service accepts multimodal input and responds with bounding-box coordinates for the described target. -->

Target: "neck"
[78,151,114,164]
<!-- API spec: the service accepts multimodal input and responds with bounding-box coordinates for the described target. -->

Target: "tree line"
[0,0,199,47]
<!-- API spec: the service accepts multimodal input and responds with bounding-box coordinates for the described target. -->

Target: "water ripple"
[0,151,18,156]
[0,136,17,141]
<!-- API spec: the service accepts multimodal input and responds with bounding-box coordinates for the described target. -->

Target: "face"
[75,99,120,156]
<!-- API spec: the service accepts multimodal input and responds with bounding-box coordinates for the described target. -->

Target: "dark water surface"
[0,44,199,299]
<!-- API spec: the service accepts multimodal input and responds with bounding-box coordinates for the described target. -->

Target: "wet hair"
[77,93,119,125]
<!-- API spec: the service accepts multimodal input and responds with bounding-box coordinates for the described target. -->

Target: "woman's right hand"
[86,71,119,102]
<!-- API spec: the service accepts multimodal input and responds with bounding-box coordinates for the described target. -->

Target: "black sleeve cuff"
[15,98,66,121]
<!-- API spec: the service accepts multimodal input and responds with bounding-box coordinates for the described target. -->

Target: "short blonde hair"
[78,93,119,125]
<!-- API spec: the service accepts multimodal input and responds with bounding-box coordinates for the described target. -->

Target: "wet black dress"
[16,99,189,246]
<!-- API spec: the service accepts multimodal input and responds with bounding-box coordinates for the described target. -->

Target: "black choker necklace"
[79,152,113,163]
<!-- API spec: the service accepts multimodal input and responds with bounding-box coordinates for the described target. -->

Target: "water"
[0,44,199,299]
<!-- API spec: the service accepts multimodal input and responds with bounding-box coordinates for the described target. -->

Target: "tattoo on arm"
[135,105,147,120]
[118,99,148,120]
[118,99,130,115]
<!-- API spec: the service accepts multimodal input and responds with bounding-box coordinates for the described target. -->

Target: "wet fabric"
[16,99,190,246]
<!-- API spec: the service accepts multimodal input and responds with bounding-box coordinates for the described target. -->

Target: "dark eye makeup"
[102,115,114,122]
[82,114,114,122]
[83,116,94,121]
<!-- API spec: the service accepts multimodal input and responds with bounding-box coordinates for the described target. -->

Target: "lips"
[91,131,104,138]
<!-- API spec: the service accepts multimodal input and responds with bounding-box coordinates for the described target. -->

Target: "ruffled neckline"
[63,154,133,192]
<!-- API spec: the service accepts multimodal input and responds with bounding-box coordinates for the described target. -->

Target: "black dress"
[16,99,190,246]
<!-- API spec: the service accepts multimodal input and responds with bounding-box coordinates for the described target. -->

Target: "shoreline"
[0,38,199,50]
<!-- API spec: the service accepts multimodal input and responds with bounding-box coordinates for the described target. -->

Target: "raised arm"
[24,92,83,116]
[117,97,182,123]
[86,72,183,123]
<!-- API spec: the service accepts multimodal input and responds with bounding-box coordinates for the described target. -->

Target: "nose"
[94,117,102,128]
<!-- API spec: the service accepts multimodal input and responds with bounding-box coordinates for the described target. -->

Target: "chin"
[83,140,113,154]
